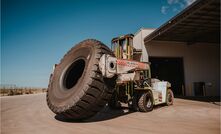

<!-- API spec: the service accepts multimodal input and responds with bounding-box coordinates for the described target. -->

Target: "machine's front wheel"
[166,89,174,105]
[138,91,154,112]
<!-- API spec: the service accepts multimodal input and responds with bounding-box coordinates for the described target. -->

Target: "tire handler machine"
[47,34,174,120]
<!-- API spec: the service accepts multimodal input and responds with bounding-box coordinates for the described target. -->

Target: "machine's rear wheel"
[138,91,154,112]
[166,89,174,105]
[46,39,116,120]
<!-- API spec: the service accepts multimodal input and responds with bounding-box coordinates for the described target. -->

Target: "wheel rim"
[62,58,86,90]
[146,98,152,108]
[168,92,173,103]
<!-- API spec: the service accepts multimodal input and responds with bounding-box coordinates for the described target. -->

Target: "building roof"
[134,28,155,36]
[144,0,220,44]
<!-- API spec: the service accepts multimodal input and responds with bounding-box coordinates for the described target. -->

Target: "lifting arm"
[99,54,150,83]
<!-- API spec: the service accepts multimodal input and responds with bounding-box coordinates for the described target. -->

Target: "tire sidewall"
[143,91,154,111]
[48,42,97,108]
[166,89,174,105]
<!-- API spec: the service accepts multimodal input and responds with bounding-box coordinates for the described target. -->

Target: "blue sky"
[1,0,195,88]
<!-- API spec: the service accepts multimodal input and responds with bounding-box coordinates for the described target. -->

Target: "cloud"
[167,0,196,6]
[167,0,179,5]
[172,7,178,12]
[161,6,169,14]
[185,0,196,6]
[161,0,196,14]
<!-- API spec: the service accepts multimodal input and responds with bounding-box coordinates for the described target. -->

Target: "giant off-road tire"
[46,39,116,120]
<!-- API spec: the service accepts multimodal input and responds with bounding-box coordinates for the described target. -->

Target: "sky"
[1,0,196,88]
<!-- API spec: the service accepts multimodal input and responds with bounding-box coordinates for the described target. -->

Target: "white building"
[133,0,220,96]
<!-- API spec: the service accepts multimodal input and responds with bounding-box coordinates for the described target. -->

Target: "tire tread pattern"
[138,91,154,112]
[47,39,116,120]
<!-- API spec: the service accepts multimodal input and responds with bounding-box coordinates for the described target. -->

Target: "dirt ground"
[1,93,220,134]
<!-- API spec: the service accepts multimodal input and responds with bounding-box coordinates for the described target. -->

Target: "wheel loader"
[47,34,174,120]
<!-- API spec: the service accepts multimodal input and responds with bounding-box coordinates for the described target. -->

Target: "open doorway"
[149,57,185,96]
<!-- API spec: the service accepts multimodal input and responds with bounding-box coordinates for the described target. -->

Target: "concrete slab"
[1,93,220,134]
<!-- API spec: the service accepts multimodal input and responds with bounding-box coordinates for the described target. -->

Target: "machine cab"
[110,34,151,86]
[111,34,134,60]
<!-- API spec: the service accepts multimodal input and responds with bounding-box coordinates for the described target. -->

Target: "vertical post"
[125,38,128,59]
[148,68,151,78]
[117,40,120,58]
[114,42,117,57]
[131,81,133,96]
[128,38,130,60]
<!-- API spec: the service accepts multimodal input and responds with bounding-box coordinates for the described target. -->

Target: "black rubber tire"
[46,39,116,120]
[138,91,154,112]
[166,89,174,106]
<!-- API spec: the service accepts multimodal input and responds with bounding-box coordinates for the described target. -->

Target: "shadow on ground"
[55,106,134,123]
